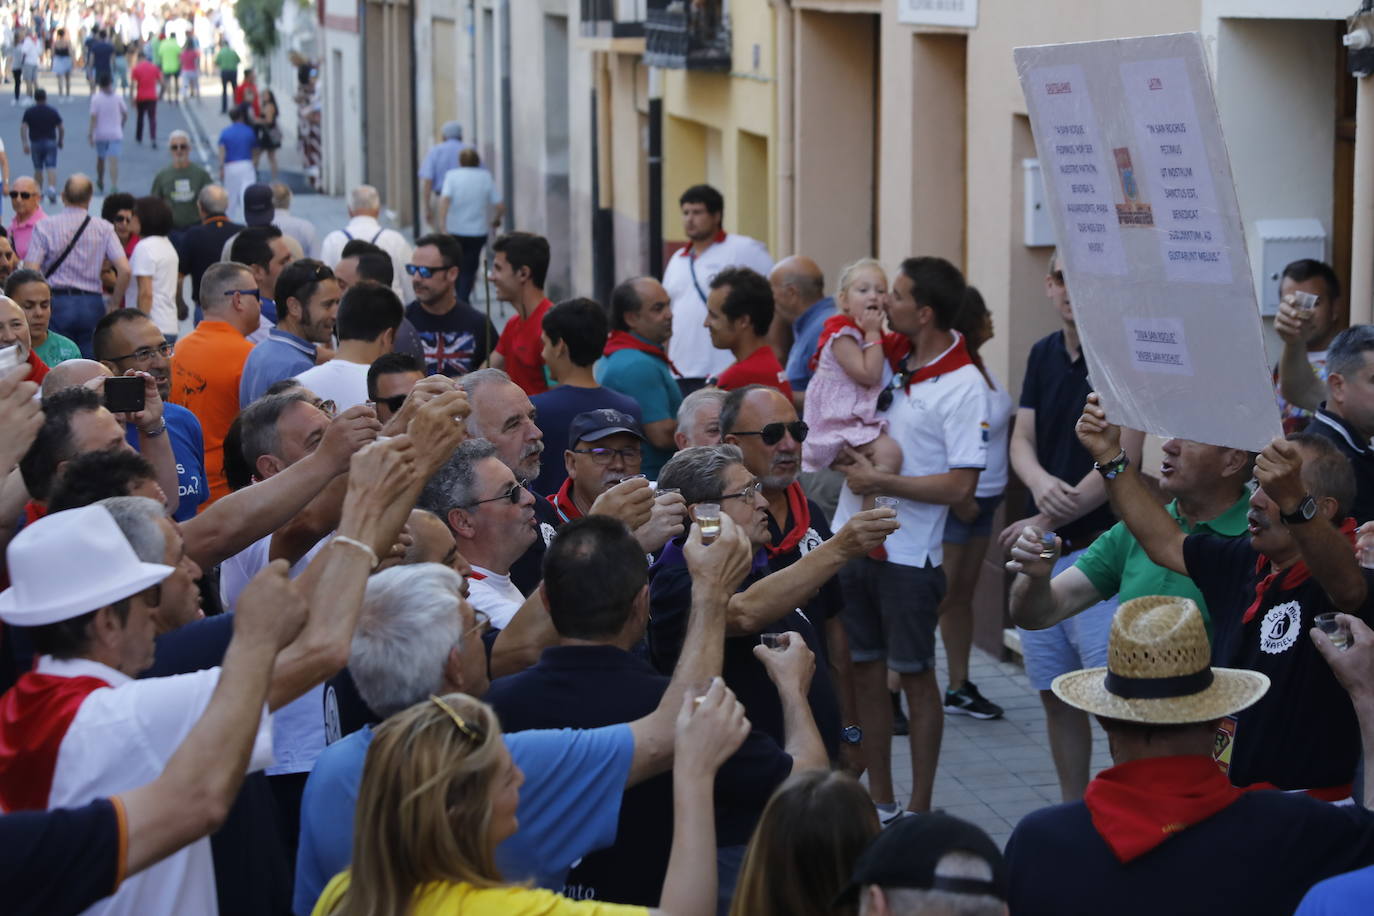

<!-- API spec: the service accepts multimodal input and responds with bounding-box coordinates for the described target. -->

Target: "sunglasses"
[170,144,189,150]
[731,421,808,446]
[463,478,528,508]
[376,393,408,413]
[229,288,263,303]
[113,214,132,223]
[8,191,33,200]
[405,263,450,279]
[876,373,913,412]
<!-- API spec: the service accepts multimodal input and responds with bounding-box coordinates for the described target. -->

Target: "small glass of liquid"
[1315,613,1351,650]
[1039,530,1058,560]
[695,503,722,543]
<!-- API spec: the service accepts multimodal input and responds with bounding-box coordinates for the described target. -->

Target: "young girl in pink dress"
[802,258,906,510]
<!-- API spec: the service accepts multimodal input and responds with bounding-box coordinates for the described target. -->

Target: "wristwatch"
[1093,449,1129,480]
[841,725,863,745]
[140,419,167,438]
[1280,495,1318,525]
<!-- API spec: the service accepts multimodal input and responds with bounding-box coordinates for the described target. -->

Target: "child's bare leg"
[858,433,903,511]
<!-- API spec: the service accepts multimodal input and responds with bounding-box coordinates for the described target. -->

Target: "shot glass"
[760,632,788,651]
[1292,290,1319,313]
[690,677,719,706]
[875,496,899,511]
[1039,530,1058,561]
[694,503,722,543]
[1315,613,1351,650]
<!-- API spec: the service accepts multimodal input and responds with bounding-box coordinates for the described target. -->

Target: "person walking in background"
[419,121,471,229]
[216,39,239,113]
[20,89,62,203]
[131,50,161,149]
[150,130,213,231]
[218,107,257,224]
[294,62,322,190]
[253,88,281,181]
[179,36,199,100]
[88,75,127,194]
[49,27,72,97]
[437,147,503,303]
[111,32,129,93]
[157,32,182,104]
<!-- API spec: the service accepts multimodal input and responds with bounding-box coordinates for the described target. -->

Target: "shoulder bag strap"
[43,215,92,280]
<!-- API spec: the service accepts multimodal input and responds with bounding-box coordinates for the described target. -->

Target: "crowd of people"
[2,67,1374,913]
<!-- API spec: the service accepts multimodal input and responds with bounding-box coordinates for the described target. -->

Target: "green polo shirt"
[1074,493,1250,632]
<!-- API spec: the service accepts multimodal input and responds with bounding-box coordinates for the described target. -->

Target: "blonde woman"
[314,684,749,916]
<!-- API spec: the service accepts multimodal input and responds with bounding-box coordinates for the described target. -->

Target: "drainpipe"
[409,0,421,239]
[499,0,514,228]
[775,0,794,257]
[592,52,616,304]
[1348,6,1374,324]
[648,65,664,277]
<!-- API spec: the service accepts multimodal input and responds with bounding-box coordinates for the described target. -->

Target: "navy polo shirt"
[508,487,564,595]
[1006,790,1374,916]
[0,798,122,916]
[1018,330,1115,546]
[1183,533,1374,790]
[648,540,842,759]
[1305,407,1374,524]
[529,385,642,495]
[125,403,207,522]
[484,643,791,906]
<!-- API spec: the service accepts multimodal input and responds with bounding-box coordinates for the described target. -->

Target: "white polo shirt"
[467,566,526,630]
[40,655,274,916]
[662,232,773,379]
[832,334,989,568]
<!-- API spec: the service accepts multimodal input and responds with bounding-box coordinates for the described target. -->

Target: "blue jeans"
[49,292,107,358]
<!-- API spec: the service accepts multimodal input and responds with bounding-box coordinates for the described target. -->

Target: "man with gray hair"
[1302,324,1374,523]
[174,184,243,318]
[149,130,212,230]
[416,437,538,629]
[675,386,726,450]
[319,185,413,302]
[270,181,319,258]
[418,120,473,230]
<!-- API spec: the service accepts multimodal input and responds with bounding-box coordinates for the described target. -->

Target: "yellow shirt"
[312,872,651,916]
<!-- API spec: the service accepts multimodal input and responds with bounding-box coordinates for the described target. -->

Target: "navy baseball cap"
[834,812,1007,905]
[243,184,274,226]
[567,409,644,447]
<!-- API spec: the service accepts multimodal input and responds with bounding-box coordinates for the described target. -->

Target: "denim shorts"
[943,493,1005,545]
[30,139,57,170]
[839,557,946,674]
[1016,548,1118,690]
[95,140,122,158]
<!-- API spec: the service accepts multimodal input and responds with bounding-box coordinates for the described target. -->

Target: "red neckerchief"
[468,570,486,581]
[767,481,811,558]
[808,314,911,373]
[0,672,110,811]
[604,330,682,377]
[1084,755,1263,863]
[24,349,48,385]
[549,479,583,524]
[22,500,45,527]
[687,230,727,260]
[1242,517,1357,624]
[902,332,974,392]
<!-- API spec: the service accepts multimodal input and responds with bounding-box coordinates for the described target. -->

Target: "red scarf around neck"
[0,672,110,811]
[902,332,974,392]
[603,331,682,377]
[808,314,911,373]
[548,479,584,524]
[766,481,811,558]
[1242,517,1357,624]
[25,349,48,385]
[1084,755,1259,863]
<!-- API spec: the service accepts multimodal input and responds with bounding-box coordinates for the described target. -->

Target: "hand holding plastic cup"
[760,632,788,651]
[694,503,721,544]
[1292,290,1319,313]
[1315,613,1351,650]
[875,496,898,512]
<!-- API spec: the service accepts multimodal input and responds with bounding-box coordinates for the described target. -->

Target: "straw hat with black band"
[1051,595,1269,724]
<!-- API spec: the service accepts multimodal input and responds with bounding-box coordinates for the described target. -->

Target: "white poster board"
[1015,32,1282,452]
[898,0,978,29]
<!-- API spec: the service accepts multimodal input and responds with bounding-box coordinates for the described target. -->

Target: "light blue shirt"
[239,328,317,406]
[1296,865,1374,914]
[785,296,836,391]
[440,166,502,236]
[292,722,634,916]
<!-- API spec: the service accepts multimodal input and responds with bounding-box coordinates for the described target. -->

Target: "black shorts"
[839,556,945,674]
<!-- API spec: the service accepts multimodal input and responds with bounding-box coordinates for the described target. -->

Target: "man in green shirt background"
[150,131,213,230]
[216,42,241,114]
[158,34,183,103]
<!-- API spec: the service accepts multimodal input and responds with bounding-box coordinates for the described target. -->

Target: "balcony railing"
[645,0,730,72]
[581,0,646,39]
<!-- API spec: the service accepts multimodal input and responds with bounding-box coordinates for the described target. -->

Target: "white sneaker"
[874,802,904,826]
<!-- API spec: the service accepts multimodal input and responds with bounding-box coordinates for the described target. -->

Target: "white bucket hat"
[0,505,174,627]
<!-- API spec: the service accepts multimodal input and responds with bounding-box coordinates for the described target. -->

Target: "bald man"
[40,357,112,397]
[769,256,835,408]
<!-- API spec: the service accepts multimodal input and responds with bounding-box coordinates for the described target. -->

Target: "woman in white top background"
[125,196,181,342]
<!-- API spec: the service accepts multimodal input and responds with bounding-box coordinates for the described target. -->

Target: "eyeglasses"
[462,478,528,508]
[229,288,262,303]
[719,480,764,502]
[730,421,808,446]
[465,607,491,640]
[113,214,132,224]
[106,341,174,364]
[571,446,642,465]
[313,398,337,418]
[376,393,408,413]
[170,144,189,150]
[405,263,450,279]
[428,694,487,743]
[8,191,33,200]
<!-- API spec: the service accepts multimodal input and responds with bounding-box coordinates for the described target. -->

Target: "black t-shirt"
[647,541,842,758]
[21,104,62,142]
[1005,790,1374,916]
[508,488,563,595]
[765,496,843,643]
[140,611,293,916]
[1305,408,1374,524]
[1183,533,1374,789]
[1018,330,1116,545]
[89,39,115,74]
[404,300,498,378]
[176,217,246,305]
[485,644,790,906]
[0,798,124,915]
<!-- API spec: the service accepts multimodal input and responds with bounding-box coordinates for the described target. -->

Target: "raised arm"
[753,633,826,771]
[1274,297,1326,412]
[1077,392,1187,575]
[0,363,43,552]
[1006,529,1108,630]
[1313,614,1374,803]
[120,559,306,873]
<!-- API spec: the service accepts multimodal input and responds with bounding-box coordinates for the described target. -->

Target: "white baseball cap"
[0,505,175,627]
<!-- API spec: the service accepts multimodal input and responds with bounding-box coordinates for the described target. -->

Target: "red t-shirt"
[713,345,794,398]
[234,82,261,118]
[131,61,161,101]
[495,298,552,396]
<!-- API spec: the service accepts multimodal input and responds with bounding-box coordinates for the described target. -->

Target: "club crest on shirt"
[540,521,557,546]
[799,527,823,555]
[1259,600,1302,655]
